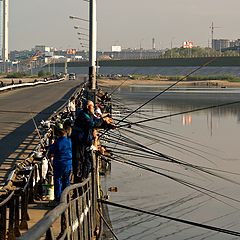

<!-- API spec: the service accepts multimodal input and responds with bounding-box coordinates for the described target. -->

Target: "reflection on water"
[103,87,240,240]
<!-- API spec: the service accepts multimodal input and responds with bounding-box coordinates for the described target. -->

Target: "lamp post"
[74,26,88,31]
[88,0,97,91]
[69,15,89,22]
[77,32,89,37]
[2,0,9,72]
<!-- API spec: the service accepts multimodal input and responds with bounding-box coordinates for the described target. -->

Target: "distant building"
[34,45,51,53]
[212,39,230,51]
[230,39,240,48]
[111,46,121,52]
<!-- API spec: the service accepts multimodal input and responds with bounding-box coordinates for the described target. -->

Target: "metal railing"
[0,82,109,239]
[18,171,98,240]
[0,164,35,240]
[0,83,86,239]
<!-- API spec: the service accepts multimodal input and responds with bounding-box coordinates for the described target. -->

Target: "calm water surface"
[102,86,240,240]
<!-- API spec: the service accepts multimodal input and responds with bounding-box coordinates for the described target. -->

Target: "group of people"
[48,95,114,203]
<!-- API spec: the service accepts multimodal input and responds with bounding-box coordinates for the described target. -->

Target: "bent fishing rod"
[118,99,240,128]
[116,57,217,125]
[99,57,217,139]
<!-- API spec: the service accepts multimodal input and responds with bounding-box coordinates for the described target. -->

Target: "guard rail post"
[20,190,28,230]
[14,193,21,238]
[28,168,34,204]
[8,196,15,240]
[0,204,7,240]
[91,152,97,236]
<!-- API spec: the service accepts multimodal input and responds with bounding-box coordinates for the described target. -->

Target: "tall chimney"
[2,0,9,70]
[152,38,156,50]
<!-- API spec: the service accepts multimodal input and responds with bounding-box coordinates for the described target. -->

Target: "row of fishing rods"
[98,57,240,238]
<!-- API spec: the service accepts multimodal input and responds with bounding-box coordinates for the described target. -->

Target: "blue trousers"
[54,162,72,202]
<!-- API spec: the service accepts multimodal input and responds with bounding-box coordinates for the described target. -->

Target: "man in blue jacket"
[49,122,72,202]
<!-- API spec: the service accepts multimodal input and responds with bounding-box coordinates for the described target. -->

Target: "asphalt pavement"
[0,78,83,184]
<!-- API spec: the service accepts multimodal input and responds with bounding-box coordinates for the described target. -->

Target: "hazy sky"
[9,0,240,51]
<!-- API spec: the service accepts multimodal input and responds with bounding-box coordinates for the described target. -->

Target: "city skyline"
[7,0,240,51]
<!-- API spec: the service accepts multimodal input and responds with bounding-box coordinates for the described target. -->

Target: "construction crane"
[209,22,221,49]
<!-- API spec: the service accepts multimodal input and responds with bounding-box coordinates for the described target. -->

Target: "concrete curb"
[0,78,65,92]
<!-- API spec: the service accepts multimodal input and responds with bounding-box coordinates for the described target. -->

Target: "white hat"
[95,108,102,116]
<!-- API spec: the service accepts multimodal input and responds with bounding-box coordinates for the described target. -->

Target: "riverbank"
[98,78,240,88]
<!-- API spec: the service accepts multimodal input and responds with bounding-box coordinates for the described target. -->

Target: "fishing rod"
[106,127,240,185]
[158,212,237,240]
[107,136,240,187]
[108,119,240,177]
[109,78,130,95]
[116,57,217,124]
[97,209,119,240]
[99,199,240,237]
[99,58,217,139]
[115,195,210,235]
[121,126,216,162]
[109,155,240,209]
[105,150,202,180]
[135,123,220,151]
[119,100,240,128]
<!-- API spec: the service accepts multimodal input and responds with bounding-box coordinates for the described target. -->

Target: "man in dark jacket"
[71,100,114,182]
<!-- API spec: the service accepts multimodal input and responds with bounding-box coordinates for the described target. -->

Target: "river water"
[102,85,240,240]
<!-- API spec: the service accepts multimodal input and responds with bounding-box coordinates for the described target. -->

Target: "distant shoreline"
[98,78,240,88]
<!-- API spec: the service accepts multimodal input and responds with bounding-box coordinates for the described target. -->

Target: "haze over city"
[9,0,240,51]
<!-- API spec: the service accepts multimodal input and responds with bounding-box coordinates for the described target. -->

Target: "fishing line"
[109,78,130,95]
[31,114,42,140]
[108,127,240,177]
[112,139,240,186]
[106,129,240,185]
[99,199,240,237]
[119,100,240,128]
[109,155,240,207]
[121,126,216,163]
[116,57,217,124]
[106,150,203,181]
[135,123,223,156]
[97,209,119,240]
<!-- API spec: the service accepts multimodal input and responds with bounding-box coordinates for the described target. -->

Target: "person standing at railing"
[49,122,72,203]
[71,100,115,183]
[68,96,76,121]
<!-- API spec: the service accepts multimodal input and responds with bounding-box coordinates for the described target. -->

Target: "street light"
[77,32,88,37]
[74,26,88,31]
[78,37,89,41]
[69,15,89,22]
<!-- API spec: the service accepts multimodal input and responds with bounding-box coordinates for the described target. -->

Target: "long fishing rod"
[108,122,240,178]
[99,199,240,237]
[109,78,130,95]
[104,150,201,180]
[135,123,220,152]
[107,135,240,187]
[97,209,119,240]
[106,127,240,185]
[119,100,240,128]
[121,126,216,162]
[116,57,217,124]
[158,212,237,240]
[110,155,240,206]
